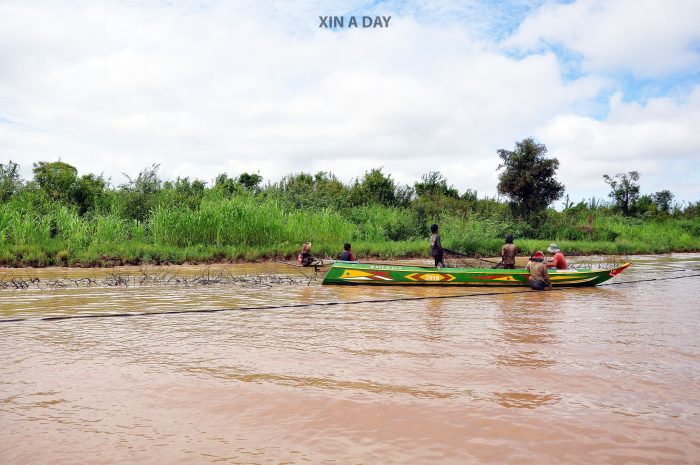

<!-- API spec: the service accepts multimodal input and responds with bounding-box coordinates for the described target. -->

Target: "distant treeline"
[0,156,698,267]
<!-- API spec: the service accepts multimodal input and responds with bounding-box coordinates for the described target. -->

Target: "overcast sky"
[1,0,699,204]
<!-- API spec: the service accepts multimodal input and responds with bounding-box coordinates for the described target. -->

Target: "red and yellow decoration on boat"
[405,272,456,282]
[325,262,630,287]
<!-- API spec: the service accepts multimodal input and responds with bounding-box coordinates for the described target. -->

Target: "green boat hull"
[322,262,630,287]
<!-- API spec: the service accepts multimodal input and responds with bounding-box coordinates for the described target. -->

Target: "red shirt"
[547,252,567,269]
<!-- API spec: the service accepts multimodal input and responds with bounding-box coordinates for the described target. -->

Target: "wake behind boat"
[322,261,630,287]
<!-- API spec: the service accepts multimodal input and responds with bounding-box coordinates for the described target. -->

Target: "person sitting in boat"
[546,243,567,269]
[298,242,314,267]
[499,234,518,269]
[338,243,356,261]
[527,251,552,291]
[430,223,445,269]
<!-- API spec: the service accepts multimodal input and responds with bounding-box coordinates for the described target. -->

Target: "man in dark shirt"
[500,234,518,269]
[339,243,356,261]
[430,224,445,268]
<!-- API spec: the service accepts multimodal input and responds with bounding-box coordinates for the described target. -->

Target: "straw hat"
[547,243,560,253]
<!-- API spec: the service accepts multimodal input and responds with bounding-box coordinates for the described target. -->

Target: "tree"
[653,190,674,214]
[120,164,163,221]
[0,160,22,202]
[30,160,106,214]
[395,184,415,207]
[496,138,565,221]
[214,173,242,196]
[123,164,162,195]
[71,173,106,215]
[32,161,78,202]
[414,171,459,198]
[310,171,350,208]
[238,172,263,191]
[160,177,207,210]
[274,171,350,209]
[349,168,398,206]
[603,171,640,216]
[636,194,655,216]
[461,189,478,204]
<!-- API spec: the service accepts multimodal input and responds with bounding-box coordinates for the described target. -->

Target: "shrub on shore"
[0,160,698,267]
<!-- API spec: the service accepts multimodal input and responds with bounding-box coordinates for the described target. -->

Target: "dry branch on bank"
[0,266,318,291]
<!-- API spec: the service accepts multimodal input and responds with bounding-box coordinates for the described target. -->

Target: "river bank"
[0,237,696,268]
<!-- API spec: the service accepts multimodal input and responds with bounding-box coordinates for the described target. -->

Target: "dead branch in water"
[0,266,318,291]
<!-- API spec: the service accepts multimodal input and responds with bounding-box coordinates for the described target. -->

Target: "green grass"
[0,197,698,267]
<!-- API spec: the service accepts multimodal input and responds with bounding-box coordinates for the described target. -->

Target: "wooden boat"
[322,262,630,287]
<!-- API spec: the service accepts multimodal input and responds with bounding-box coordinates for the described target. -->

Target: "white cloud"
[0,0,698,203]
[538,86,700,202]
[505,0,700,77]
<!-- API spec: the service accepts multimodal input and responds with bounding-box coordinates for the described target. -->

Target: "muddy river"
[1,255,699,464]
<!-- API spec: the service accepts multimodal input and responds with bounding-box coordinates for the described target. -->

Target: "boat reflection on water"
[490,292,563,409]
[423,298,445,343]
[495,292,560,369]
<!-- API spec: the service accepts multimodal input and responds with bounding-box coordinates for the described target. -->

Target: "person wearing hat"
[527,251,552,291]
[546,243,567,269]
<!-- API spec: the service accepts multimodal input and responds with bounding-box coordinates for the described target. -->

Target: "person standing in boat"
[430,223,446,269]
[546,243,567,269]
[499,234,518,269]
[527,251,552,290]
[298,241,314,266]
[339,243,356,261]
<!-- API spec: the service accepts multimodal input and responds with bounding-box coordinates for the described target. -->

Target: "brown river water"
[1,255,699,464]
